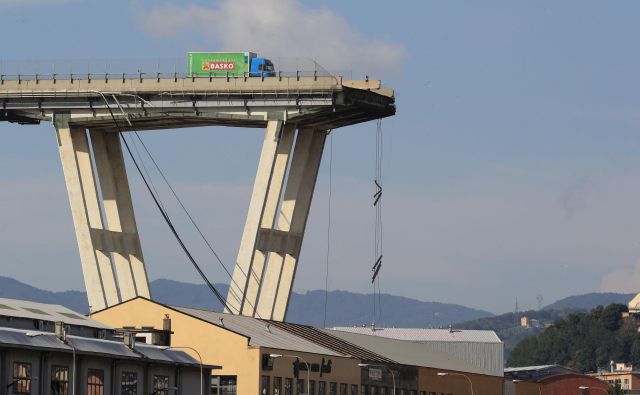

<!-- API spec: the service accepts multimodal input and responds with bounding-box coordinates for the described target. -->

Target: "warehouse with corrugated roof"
[331,326,504,377]
[93,296,507,395]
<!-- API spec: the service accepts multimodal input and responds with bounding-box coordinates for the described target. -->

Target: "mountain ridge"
[0,276,492,327]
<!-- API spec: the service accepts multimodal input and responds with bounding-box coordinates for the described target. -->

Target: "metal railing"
[0,56,342,83]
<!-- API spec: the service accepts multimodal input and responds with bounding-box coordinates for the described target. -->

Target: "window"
[340,383,348,395]
[309,380,316,395]
[361,385,368,395]
[211,376,238,395]
[329,382,337,395]
[121,371,138,395]
[262,375,271,395]
[51,365,69,395]
[319,381,326,395]
[12,362,32,394]
[87,369,105,395]
[153,375,169,395]
[296,379,305,395]
[274,377,282,395]
[285,378,293,395]
[350,385,358,395]
[211,376,220,395]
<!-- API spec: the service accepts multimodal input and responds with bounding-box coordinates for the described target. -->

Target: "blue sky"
[2,0,640,315]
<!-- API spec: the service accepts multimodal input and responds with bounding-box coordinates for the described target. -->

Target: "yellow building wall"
[591,372,640,389]
[419,368,503,395]
[91,298,261,394]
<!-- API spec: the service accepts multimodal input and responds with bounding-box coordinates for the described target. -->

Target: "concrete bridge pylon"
[0,73,395,319]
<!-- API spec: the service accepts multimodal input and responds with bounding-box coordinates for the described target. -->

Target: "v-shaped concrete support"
[55,115,150,312]
[225,121,326,321]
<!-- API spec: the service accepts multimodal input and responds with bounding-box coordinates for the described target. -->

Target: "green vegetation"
[457,309,574,359]
[607,382,624,395]
[508,304,640,372]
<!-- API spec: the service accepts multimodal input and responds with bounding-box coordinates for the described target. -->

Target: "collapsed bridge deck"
[0,76,395,130]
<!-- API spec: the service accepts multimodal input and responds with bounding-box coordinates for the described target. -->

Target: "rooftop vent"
[55,321,66,342]
[123,332,135,349]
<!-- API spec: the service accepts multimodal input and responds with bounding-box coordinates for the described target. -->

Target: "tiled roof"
[267,321,394,363]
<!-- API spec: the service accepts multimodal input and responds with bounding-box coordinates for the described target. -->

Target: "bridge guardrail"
[0,57,343,83]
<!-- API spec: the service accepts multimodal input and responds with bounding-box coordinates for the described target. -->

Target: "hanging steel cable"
[129,131,264,314]
[323,131,333,328]
[95,92,233,312]
[372,119,384,326]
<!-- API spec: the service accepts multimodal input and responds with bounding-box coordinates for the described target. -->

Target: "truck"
[187,52,275,77]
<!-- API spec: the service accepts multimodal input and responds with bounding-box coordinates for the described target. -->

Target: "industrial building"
[92,297,505,395]
[504,365,609,395]
[330,326,504,377]
[0,298,213,395]
[326,328,504,395]
[589,362,640,391]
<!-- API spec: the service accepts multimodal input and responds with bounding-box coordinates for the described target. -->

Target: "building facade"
[0,298,210,395]
[505,365,609,395]
[93,297,505,395]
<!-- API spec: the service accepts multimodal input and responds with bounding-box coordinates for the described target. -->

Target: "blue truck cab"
[250,57,275,77]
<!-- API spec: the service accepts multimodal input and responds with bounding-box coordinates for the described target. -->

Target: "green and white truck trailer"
[187,52,275,77]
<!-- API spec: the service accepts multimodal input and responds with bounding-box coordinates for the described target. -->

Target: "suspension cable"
[323,131,333,328]
[95,92,232,312]
[129,131,262,310]
[372,119,384,326]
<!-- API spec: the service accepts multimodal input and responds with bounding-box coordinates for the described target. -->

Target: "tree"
[607,382,624,395]
[507,304,632,371]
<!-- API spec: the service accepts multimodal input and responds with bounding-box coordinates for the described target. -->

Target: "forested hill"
[543,292,634,311]
[456,309,573,359]
[508,304,640,372]
[0,276,493,327]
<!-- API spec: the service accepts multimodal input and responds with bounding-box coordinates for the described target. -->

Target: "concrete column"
[225,120,285,314]
[55,116,119,311]
[256,129,327,320]
[90,130,151,301]
[239,124,295,316]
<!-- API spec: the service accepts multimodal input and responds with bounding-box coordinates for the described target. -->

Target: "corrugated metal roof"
[504,365,577,381]
[504,365,558,373]
[324,329,501,377]
[0,297,109,329]
[0,327,206,368]
[173,307,341,357]
[266,321,394,363]
[331,327,502,343]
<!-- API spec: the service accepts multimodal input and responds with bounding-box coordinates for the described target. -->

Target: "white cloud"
[137,0,406,74]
